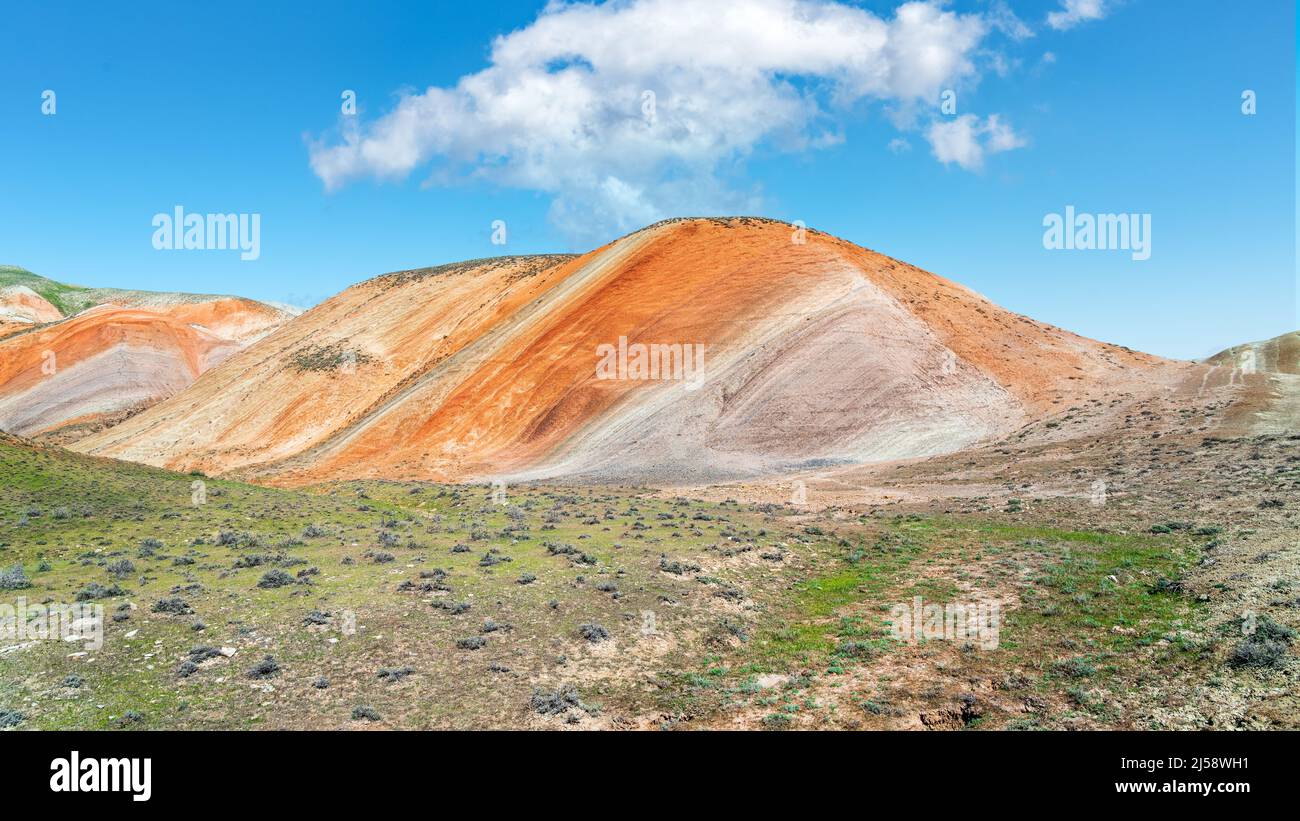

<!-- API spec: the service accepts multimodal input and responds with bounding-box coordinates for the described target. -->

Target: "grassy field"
[0,434,1220,730]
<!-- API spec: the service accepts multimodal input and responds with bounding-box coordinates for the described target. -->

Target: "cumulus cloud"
[308,0,1026,242]
[926,113,1026,171]
[1046,0,1108,31]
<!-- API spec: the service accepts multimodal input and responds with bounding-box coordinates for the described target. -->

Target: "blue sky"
[0,0,1294,360]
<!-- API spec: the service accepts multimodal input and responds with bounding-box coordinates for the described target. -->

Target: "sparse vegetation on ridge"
[288,342,376,373]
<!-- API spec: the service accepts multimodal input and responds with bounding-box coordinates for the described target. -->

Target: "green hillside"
[1,265,247,317]
[0,266,94,316]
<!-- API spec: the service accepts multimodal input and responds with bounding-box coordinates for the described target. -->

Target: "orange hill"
[0,292,294,438]
[72,218,1188,485]
[0,285,64,340]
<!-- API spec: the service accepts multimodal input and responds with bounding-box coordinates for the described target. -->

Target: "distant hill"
[0,266,297,440]
[1205,331,1299,375]
[0,265,281,318]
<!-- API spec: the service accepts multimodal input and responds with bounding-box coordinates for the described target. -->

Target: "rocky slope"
[1203,331,1300,435]
[1206,331,1299,376]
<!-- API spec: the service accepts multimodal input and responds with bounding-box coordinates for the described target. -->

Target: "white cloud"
[308,0,1019,242]
[1046,0,1108,31]
[987,0,1034,40]
[926,113,1026,171]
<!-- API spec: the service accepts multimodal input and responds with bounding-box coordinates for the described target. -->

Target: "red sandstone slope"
[73,218,1185,484]
[0,294,294,438]
[0,285,64,341]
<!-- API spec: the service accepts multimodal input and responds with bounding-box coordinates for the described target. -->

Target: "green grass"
[0,435,1210,730]
[666,513,1208,728]
[994,524,1201,655]
[754,530,923,666]
[0,437,840,729]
